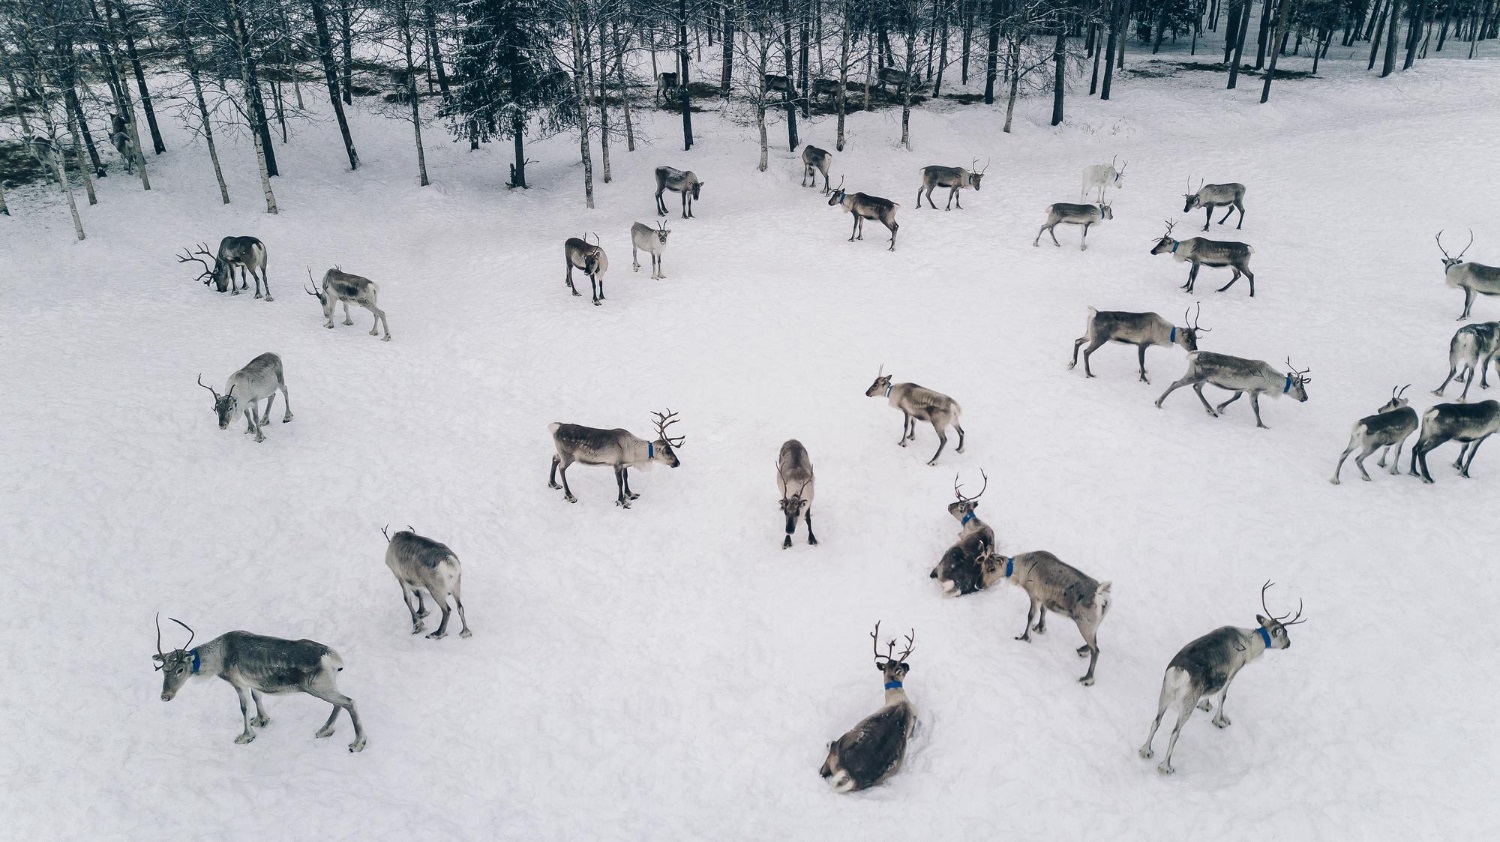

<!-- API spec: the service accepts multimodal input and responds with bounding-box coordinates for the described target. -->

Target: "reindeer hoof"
[1015,634,1030,642]
[627,492,640,500]
[1079,676,1095,686]
[343,319,354,326]
[1138,747,1154,760]
[264,295,274,302]
[783,537,792,549]
[564,494,577,503]
[808,536,818,546]
[349,738,366,753]
[251,716,270,727]
[315,726,334,738]
[1157,763,1175,775]
[235,732,255,745]
[411,624,425,634]
[417,605,430,618]
[426,630,447,639]
[460,629,472,638]
[255,293,263,299]
[1213,717,1231,728]
[1329,478,1340,485]
[381,335,391,342]
[326,324,335,329]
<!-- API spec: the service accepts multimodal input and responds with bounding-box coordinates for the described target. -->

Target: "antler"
[895,629,916,663]
[651,409,685,448]
[1396,384,1411,399]
[176,246,213,282]
[1163,219,1177,237]
[305,267,322,296]
[1458,229,1475,260]
[155,612,165,667]
[835,174,845,192]
[980,158,990,174]
[1117,160,1127,175]
[871,621,887,665]
[954,469,988,502]
[1286,357,1311,381]
[196,373,220,400]
[1260,580,1305,625]
[1435,230,1452,260]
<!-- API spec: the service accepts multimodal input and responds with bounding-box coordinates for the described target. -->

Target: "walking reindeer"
[1155,353,1310,429]
[1437,231,1500,320]
[985,551,1112,686]
[176,237,271,299]
[304,268,390,340]
[1431,321,1500,401]
[1151,221,1257,296]
[1138,583,1304,775]
[929,471,997,598]
[916,160,988,210]
[1080,157,1126,203]
[1408,399,1500,483]
[383,527,472,639]
[776,440,818,548]
[1183,179,1247,231]
[655,166,704,218]
[820,624,917,793]
[198,352,292,443]
[1331,386,1418,485]
[829,177,900,251]
[1070,304,1206,383]
[548,410,684,507]
[153,615,367,752]
[630,221,671,279]
[1034,202,1114,250]
[865,365,965,464]
[802,145,832,194]
[564,235,609,305]
[655,72,679,103]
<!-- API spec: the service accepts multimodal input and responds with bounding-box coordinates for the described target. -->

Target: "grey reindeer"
[979,550,1112,686]
[548,410,684,507]
[176,237,271,299]
[1431,321,1500,401]
[819,624,917,793]
[655,166,704,219]
[198,352,292,443]
[1437,230,1500,320]
[1331,386,1418,485]
[382,526,472,639]
[1080,157,1127,203]
[630,221,671,280]
[1150,221,1257,296]
[802,145,833,194]
[304,268,390,341]
[829,177,900,251]
[776,440,818,549]
[865,365,965,465]
[1070,304,1206,383]
[1139,583,1304,775]
[153,615,368,752]
[1408,399,1500,483]
[564,235,609,306]
[1155,353,1309,429]
[1034,202,1114,251]
[916,160,988,210]
[929,471,997,598]
[1183,179,1247,231]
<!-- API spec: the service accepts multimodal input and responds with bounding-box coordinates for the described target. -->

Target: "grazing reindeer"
[564,235,609,306]
[1034,202,1114,250]
[812,78,843,100]
[1408,399,1500,483]
[929,471,997,597]
[983,551,1112,686]
[876,66,910,91]
[1437,231,1500,320]
[829,177,900,251]
[655,72,678,103]
[1155,353,1310,429]
[1139,583,1303,775]
[655,166,705,219]
[802,145,832,194]
[1151,221,1257,297]
[382,526,471,639]
[916,160,988,210]
[1432,321,1500,401]
[548,410,684,507]
[820,624,917,793]
[865,365,965,464]
[198,352,292,443]
[1070,304,1206,383]
[177,238,271,299]
[1183,179,1247,231]
[1331,386,1418,485]
[764,73,794,94]
[153,615,367,752]
[630,221,671,280]
[776,440,818,548]
[304,267,390,341]
[1080,156,1127,203]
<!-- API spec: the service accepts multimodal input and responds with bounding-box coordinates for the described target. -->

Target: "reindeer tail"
[548,422,562,435]
[1095,581,1113,618]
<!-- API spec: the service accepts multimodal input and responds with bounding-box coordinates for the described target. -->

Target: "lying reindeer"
[916,160,987,210]
[1183,178,1247,231]
[865,365,965,465]
[930,471,996,597]
[802,145,832,194]
[1437,230,1500,321]
[1034,202,1113,251]
[1150,221,1256,297]
[1331,386,1418,485]
[305,267,390,340]
[383,526,472,639]
[1432,321,1500,401]
[829,176,900,251]
[564,235,609,306]
[1070,304,1206,383]
[776,440,817,549]
[548,410,684,507]
[1408,399,1500,483]
[1155,353,1309,429]
[198,352,292,443]
[820,624,917,793]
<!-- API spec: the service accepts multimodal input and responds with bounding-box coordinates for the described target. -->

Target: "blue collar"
[1169,327,1176,343]
[884,383,894,398]
[1257,627,1272,649]
[884,681,903,690]
[1003,556,1014,578]
[1283,374,1292,393]
[960,510,975,526]
[191,648,201,675]
[648,441,654,459]
[1171,241,1180,253]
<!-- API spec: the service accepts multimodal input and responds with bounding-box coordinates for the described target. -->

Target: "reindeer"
[1408,399,1500,483]
[981,551,1112,686]
[1183,179,1247,231]
[655,72,679,103]
[802,145,832,194]
[548,410,684,507]
[812,78,843,101]
[564,235,609,306]
[865,366,965,464]
[829,177,900,251]
[929,471,997,597]
[776,440,817,548]
[153,615,367,752]
[1151,221,1257,297]
[916,160,988,210]
[1155,353,1310,429]
[655,166,704,219]
[876,66,910,91]
[198,353,292,443]
[109,113,134,174]
[1436,230,1500,320]
[764,73,794,95]
[819,624,917,793]
[1080,157,1126,203]
[1138,583,1304,775]
[1331,386,1418,485]
[630,221,671,279]
[1431,321,1500,401]
[1070,304,1206,383]
[1034,202,1114,251]
[304,267,390,340]
[176,238,271,299]
[382,526,471,639]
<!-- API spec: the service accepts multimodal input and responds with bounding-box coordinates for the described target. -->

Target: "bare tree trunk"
[799,4,811,117]
[1260,0,1291,102]
[395,0,429,186]
[310,0,359,169]
[423,0,450,97]
[1228,0,1251,88]
[613,21,635,152]
[88,0,150,188]
[178,23,231,203]
[339,0,354,104]
[782,0,799,149]
[1116,0,1130,68]
[1051,27,1066,125]
[721,6,734,96]
[66,100,97,205]
[836,2,850,150]
[1002,29,1021,132]
[1370,0,1390,67]
[0,180,9,215]
[230,0,277,212]
[900,27,915,148]
[109,0,165,154]
[679,0,693,149]
[864,29,874,107]
[571,11,596,207]
[588,19,610,184]
[1382,0,1404,75]
[984,0,1000,103]
[933,1,949,96]
[1102,0,1120,99]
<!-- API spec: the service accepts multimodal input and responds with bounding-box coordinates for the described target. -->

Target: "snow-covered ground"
[4,46,1500,841]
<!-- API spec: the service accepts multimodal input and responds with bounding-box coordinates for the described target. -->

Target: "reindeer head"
[153,614,198,701]
[865,364,893,398]
[1112,156,1127,186]
[1255,581,1306,650]
[305,268,330,307]
[649,410,684,468]
[828,176,847,206]
[653,221,671,245]
[1177,303,1208,352]
[870,622,916,684]
[1182,178,1206,212]
[690,180,703,200]
[1284,359,1311,403]
[969,159,989,191]
[1098,202,1114,220]
[777,471,811,535]
[1436,229,1473,269]
[1380,384,1412,413]
[946,469,988,525]
[198,374,239,429]
[1150,221,1178,255]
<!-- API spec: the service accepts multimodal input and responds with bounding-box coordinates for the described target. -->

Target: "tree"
[309,0,360,169]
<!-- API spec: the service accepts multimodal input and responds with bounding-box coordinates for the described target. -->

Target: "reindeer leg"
[1203,207,1212,231]
[1331,444,1355,485]
[954,421,965,453]
[549,455,562,490]
[1080,223,1091,251]
[400,582,424,633]
[805,505,817,545]
[426,594,453,639]
[849,216,858,242]
[250,690,271,727]
[1217,269,1241,293]
[1244,267,1255,297]
[1139,698,1170,760]
[414,590,428,617]
[1216,390,1244,416]
[632,245,640,272]
[559,461,578,502]
[1249,392,1270,428]
[372,306,389,339]
[888,220,897,251]
[342,302,354,325]
[898,413,910,446]
[1354,444,1380,482]
[234,686,257,743]
[1034,606,1048,634]
[1069,335,1087,370]
[1235,202,1245,229]
[1017,597,1038,641]
[565,262,580,296]
[926,425,948,465]
[1434,367,1458,396]
[1184,264,1199,292]
[1461,438,1487,477]
[1048,225,1062,248]
[1157,697,1196,774]
[260,393,275,425]
[614,466,631,508]
[954,188,963,210]
[1410,439,1434,483]
[308,682,365,752]
[1210,684,1232,728]
[1154,376,1195,409]
[450,581,472,638]
[656,190,667,216]
[279,380,292,422]
[1459,288,1475,320]
[1078,624,1099,686]
[1136,344,1151,383]
[622,467,639,499]
[1218,206,1234,226]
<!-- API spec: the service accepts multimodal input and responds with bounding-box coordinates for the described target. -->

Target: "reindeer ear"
[152,653,165,662]
[1255,614,1269,625]
[874,661,886,671]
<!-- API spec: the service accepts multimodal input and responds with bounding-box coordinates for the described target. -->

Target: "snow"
[4,48,1500,841]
